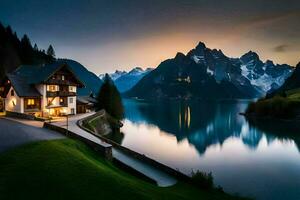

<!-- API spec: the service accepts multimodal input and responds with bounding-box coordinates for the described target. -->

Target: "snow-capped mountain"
[99,67,153,93]
[188,42,293,95]
[126,42,293,100]
[114,67,153,92]
[239,51,293,93]
[99,70,127,81]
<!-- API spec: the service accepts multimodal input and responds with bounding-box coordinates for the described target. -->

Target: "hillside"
[0,22,54,79]
[0,139,247,200]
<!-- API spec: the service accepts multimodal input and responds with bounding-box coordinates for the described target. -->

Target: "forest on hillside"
[0,22,55,80]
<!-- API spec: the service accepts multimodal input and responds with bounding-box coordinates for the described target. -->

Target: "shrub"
[191,170,214,190]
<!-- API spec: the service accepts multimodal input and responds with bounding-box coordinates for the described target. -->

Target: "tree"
[47,45,55,58]
[33,43,38,51]
[95,74,124,120]
[20,34,32,50]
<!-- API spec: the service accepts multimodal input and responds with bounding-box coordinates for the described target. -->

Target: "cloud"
[273,44,289,53]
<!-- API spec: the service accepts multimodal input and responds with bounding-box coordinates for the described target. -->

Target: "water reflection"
[120,99,299,155]
[107,99,300,200]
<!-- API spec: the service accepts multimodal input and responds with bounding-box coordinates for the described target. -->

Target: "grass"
[246,92,300,119]
[0,139,247,200]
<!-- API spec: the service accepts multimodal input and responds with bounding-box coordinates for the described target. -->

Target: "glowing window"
[27,99,35,105]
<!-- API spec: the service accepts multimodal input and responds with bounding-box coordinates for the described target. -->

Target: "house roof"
[7,74,42,97]
[15,61,85,86]
[6,61,86,97]
[77,96,97,104]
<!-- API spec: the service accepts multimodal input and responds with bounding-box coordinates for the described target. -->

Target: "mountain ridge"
[125,41,293,100]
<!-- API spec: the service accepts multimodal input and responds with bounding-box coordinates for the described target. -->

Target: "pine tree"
[96,74,124,120]
[47,45,55,58]
[33,43,38,51]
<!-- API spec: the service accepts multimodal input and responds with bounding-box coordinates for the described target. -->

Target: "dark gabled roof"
[7,73,42,97]
[15,61,85,87]
[77,96,97,104]
[6,61,86,97]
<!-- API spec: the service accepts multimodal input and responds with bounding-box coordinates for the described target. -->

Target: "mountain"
[114,67,153,92]
[99,67,153,93]
[125,42,293,100]
[60,59,103,96]
[240,51,293,93]
[268,62,300,96]
[99,70,127,81]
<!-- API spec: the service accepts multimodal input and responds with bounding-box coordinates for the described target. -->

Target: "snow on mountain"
[114,67,153,92]
[99,70,127,81]
[239,52,293,92]
[186,42,293,96]
[99,67,153,93]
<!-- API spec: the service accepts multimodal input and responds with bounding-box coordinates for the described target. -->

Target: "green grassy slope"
[246,89,300,119]
[0,139,247,200]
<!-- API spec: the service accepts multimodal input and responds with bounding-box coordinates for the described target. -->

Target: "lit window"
[27,99,35,105]
[11,89,14,96]
[48,85,58,92]
[62,75,65,80]
[69,86,76,92]
[60,98,64,103]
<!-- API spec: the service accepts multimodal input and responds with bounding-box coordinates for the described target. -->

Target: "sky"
[0,0,300,74]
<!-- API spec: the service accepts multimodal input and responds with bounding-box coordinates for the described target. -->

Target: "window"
[69,86,76,92]
[27,99,35,106]
[47,85,58,92]
[69,97,73,104]
[11,89,14,96]
[0,87,4,92]
[62,75,65,80]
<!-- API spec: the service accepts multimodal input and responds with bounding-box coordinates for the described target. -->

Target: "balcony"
[46,91,76,97]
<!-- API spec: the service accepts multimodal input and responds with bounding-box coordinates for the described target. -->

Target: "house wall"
[67,96,76,114]
[5,86,24,113]
[36,84,46,111]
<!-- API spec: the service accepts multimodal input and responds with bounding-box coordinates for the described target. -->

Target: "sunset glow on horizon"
[1,0,299,73]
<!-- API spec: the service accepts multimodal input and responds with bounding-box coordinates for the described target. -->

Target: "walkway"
[51,113,177,187]
[0,117,64,153]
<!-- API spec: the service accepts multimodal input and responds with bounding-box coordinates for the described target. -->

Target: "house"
[0,61,85,117]
[76,95,97,114]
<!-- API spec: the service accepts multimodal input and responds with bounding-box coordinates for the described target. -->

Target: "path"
[52,113,177,187]
[0,117,64,153]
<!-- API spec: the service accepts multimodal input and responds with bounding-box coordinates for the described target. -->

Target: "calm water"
[106,99,300,200]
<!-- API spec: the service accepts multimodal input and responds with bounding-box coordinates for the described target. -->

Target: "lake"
[105,99,300,200]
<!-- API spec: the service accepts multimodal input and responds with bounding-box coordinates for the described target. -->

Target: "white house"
[0,62,85,117]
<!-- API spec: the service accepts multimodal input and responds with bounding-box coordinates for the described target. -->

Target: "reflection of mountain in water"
[123,99,298,155]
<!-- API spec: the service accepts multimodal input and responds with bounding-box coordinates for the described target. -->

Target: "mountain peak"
[195,41,206,50]
[240,51,260,63]
[175,52,186,60]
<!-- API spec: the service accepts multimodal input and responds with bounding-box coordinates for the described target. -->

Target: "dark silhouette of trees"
[96,74,124,120]
[47,45,55,58]
[0,21,56,77]
[33,44,38,51]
